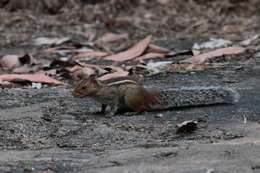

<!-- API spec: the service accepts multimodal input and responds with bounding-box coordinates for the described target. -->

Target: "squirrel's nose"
[72,90,80,97]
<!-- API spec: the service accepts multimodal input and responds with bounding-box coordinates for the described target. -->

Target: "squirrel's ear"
[89,74,97,80]
[88,74,101,85]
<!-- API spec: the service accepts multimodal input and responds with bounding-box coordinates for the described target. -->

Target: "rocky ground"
[0,1,260,173]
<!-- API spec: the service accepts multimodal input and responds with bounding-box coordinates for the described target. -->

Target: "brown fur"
[73,77,160,114]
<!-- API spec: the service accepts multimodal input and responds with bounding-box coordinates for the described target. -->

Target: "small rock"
[193,38,232,50]
[254,52,260,58]
[155,113,163,118]
[176,120,198,134]
[206,168,215,173]
[31,82,42,89]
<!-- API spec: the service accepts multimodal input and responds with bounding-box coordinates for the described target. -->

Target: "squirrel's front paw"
[93,111,105,115]
[104,112,114,118]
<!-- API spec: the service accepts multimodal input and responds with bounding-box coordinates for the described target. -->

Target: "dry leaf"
[181,47,246,64]
[98,71,129,81]
[147,44,170,54]
[104,35,152,61]
[84,31,96,42]
[73,51,108,59]
[98,66,129,81]
[96,32,129,43]
[12,65,41,74]
[68,66,95,79]
[0,54,35,69]
[135,52,166,61]
[222,24,241,34]
[0,54,20,69]
[0,54,39,73]
[76,63,106,74]
[33,37,70,46]
[44,46,82,54]
[79,62,103,68]
[0,74,63,85]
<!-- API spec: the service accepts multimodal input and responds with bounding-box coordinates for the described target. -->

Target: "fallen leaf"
[96,32,129,43]
[222,24,241,34]
[104,35,152,61]
[0,54,20,69]
[74,63,108,75]
[79,62,104,68]
[147,44,170,54]
[0,54,39,72]
[68,66,96,80]
[135,52,165,61]
[33,37,70,46]
[44,46,77,54]
[0,54,35,69]
[73,50,108,59]
[98,70,129,81]
[0,74,63,85]
[12,65,41,74]
[181,47,246,64]
[84,31,96,42]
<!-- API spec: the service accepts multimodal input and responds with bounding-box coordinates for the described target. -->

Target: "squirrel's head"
[73,75,102,97]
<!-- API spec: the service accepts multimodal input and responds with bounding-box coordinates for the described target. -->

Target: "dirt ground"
[0,1,260,173]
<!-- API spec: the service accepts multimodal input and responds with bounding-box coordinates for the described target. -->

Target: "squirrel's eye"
[82,86,86,90]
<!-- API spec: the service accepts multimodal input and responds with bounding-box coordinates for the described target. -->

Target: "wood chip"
[104,35,152,61]
[98,71,129,81]
[147,44,170,54]
[0,74,63,85]
[181,47,246,64]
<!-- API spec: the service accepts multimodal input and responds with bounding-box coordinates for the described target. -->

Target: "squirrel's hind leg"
[101,104,107,113]
[115,105,133,114]
[105,105,118,118]
[93,104,107,115]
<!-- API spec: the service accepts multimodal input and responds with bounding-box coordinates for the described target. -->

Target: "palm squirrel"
[72,76,240,116]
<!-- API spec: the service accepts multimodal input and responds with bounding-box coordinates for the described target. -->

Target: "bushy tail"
[151,86,240,110]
